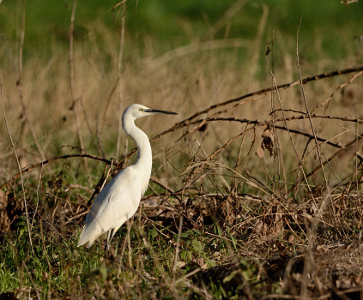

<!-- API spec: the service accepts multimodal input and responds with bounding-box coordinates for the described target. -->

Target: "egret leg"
[105,229,114,252]
[110,228,118,241]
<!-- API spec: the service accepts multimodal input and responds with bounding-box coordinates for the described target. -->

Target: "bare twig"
[69,0,88,172]
[0,153,111,190]
[22,261,41,300]
[116,1,127,160]
[172,215,184,278]
[304,134,363,180]
[296,19,330,299]
[180,117,363,160]
[312,70,363,112]
[16,0,46,163]
[97,77,119,156]
[151,65,363,142]
[266,37,295,195]
[0,74,33,251]
[3,113,362,193]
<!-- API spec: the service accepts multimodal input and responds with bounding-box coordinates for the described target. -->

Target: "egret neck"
[122,111,152,194]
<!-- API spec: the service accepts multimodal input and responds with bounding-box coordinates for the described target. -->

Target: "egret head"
[123,104,177,121]
[122,104,177,133]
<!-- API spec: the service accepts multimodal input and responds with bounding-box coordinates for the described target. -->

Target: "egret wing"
[78,167,142,247]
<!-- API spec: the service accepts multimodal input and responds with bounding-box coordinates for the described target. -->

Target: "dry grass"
[0,7,363,299]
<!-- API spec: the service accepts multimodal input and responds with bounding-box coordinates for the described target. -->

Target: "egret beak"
[145,108,178,115]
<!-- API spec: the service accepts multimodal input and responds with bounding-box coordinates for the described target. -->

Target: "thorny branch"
[1,65,362,194]
[152,65,363,140]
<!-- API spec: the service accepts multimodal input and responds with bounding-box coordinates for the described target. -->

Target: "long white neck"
[122,116,152,193]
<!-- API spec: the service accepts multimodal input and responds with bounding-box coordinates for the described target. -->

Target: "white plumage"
[78,104,177,248]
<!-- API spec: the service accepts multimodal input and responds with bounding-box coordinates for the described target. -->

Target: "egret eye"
[139,108,143,112]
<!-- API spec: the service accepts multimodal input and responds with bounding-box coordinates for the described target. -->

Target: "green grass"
[1,214,258,297]
[0,0,362,298]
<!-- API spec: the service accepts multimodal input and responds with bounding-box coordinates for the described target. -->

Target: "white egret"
[78,104,177,248]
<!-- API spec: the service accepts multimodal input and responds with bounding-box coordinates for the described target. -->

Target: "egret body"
[78,104,177,248]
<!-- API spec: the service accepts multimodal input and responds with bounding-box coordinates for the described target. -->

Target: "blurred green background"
[0,0,362,62]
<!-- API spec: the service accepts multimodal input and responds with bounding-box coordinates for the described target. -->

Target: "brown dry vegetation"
[0,4,363,300]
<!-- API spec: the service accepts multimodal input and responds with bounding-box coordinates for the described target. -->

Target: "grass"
[0,1,363,299]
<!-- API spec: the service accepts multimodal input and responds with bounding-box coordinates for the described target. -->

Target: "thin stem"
[17,0,46,161]
[116,2,127,160]
[69,0,88,172]
[0,75,33,252]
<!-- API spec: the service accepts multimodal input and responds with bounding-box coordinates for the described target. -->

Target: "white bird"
[78,104,177,248]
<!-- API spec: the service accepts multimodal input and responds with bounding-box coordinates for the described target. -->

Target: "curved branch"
[151,65,363,142]
[0,153,111,190]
